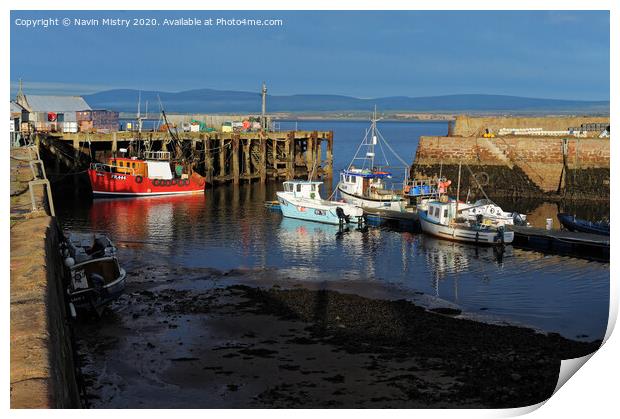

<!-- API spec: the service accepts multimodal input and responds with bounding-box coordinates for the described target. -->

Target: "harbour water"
[56,120,609,341]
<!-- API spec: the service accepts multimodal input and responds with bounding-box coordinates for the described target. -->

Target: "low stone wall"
[412,136,610,198]
[10,216,81,408]
[452,115,610,137]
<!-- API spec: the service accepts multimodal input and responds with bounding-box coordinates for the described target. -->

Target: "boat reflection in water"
[87,194,207,258]
[418,235,512,299]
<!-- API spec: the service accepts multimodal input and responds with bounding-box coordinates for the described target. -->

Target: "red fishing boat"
[88,151,206,197]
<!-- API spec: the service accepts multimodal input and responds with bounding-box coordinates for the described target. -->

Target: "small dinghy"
[557,213,609,236]
[277,180,364,226]
[61,232,126,315]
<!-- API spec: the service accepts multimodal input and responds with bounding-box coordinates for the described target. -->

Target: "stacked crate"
[77,110,119,133]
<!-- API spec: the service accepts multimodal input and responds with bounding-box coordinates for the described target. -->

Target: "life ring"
[135,175,143,184]
[153,179,160,186]
[472,172,490,187]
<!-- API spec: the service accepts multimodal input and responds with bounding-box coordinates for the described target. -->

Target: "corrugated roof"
[23,95,91,112]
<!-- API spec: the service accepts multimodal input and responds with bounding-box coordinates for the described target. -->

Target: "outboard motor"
[335,207,350,224]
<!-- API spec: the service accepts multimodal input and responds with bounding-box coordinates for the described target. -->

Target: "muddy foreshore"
[75,265,600,409]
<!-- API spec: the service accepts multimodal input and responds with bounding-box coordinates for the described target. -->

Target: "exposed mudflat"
[75,265,600,408]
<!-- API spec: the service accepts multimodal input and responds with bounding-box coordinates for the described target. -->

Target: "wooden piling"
[203,135,213,184]
[219,137,226,178]
[259,135,267,183]
[286,132,295,180]
[232,134,240,184]
[243,139,251,178]
[325,131,334,177]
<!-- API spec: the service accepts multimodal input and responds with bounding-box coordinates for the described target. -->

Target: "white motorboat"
[419,199,514,245]
[61,231,126,315]
[276,180,364,226]
[460,199,527,226]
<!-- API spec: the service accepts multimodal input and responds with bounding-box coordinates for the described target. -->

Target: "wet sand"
[75,265,600,408]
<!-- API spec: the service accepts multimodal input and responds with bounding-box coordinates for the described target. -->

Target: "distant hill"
[83,88,610,114]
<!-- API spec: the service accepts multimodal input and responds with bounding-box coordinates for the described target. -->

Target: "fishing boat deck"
[509,225,609,260]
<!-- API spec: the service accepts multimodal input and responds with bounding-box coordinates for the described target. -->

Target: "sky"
[10,10,610,100]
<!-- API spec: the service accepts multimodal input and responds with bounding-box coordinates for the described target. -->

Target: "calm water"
[55,120,609,341]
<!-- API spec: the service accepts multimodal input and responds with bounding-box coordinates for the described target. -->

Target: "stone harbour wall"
[412,136,610,198]
[451,115,610,137]
[10,216,81,408]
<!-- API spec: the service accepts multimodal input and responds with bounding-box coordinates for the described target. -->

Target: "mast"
[369,105,377,169]
[261,82,267,131]
[455,161,462,219]
[137,91,144,134]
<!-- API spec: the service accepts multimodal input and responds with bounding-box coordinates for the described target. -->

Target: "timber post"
[232,134,240,184]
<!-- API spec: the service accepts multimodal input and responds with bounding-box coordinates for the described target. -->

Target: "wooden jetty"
[35,130,334,185]
[509,225,609,261]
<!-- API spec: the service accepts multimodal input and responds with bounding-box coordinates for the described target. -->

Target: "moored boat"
[277,180,364,225]
[557,213,609,236]
[460,199,527,227]
[419,199,514,245]
[337,108,409,210]
[88,151,205,197]
[61,232,126,315]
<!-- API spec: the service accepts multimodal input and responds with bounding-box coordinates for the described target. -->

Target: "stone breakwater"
[411,135,610,199]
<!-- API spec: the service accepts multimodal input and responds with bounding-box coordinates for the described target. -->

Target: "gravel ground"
[75,265,600,408]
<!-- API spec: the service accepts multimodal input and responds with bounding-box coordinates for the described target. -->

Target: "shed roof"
[10,101,25,113]
[23,95,91,112]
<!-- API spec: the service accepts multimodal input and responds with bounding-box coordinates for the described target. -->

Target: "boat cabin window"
[443,208,448,218]
[119,161,124,167]
[434,207,440,218]
[311,184,316,191]
[296,184,302,192]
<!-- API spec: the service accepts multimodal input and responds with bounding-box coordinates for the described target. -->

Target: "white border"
[3,1,616,418]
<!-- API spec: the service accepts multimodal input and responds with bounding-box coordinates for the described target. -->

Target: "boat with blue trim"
[276,180,364,225]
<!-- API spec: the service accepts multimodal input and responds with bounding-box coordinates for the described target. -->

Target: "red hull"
[88,169,205,197]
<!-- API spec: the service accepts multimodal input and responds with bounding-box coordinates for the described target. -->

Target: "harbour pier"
[35,130,334,185]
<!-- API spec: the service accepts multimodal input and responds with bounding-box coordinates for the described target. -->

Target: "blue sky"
[10,10,610,100]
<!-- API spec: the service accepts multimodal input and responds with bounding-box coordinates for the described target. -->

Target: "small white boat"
[61,232,126,315]
[276,180,364,225]
[419,199,514,245]
[460,199,527,226]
